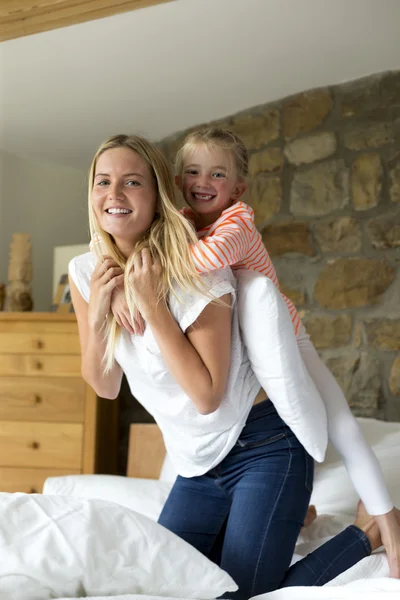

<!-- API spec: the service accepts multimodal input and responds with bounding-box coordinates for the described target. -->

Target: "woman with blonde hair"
[70,133,386,600]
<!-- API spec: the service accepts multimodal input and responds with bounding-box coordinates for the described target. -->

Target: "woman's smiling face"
[91,147,157,254]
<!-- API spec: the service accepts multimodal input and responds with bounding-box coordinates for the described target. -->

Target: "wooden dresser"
[0,312,119,493]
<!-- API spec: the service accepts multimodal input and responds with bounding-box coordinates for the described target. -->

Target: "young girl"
[174,126,400,561]
[92,128,400,577]
[76,133,389,599]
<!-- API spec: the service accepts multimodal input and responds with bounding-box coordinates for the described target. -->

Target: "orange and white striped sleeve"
[190,206,253,273]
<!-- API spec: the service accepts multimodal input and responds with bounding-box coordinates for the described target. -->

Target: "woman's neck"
[113,236,139,259]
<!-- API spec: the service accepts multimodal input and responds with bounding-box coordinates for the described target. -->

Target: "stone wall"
[159,71,400,421]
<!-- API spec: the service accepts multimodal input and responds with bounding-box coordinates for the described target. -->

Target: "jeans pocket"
[237,431,286,450]
[304,451,314,494]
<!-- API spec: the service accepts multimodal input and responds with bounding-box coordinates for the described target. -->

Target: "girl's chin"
[190,203,219,213]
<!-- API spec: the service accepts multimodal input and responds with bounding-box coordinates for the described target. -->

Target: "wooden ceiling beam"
[0,0,173,42]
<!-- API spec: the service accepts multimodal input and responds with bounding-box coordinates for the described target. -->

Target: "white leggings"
[297,326,393,515]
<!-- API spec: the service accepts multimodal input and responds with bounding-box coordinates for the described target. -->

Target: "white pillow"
[236,269,327,462]
[43,474,173,521]
[0,493,237,600]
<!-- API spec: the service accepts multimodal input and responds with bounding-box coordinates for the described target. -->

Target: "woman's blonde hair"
[88,134,203,372]
[175,126,249,180]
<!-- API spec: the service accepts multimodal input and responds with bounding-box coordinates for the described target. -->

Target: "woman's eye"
[97,180,109,186]
[126,180,140,187]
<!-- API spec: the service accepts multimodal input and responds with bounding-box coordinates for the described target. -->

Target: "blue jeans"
[158,400,371,599]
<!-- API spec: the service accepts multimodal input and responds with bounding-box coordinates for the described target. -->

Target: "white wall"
[0,151,88,311]
[2,0,400,169]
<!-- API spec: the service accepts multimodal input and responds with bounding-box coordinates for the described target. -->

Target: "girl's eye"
[213,172,225,179]
[184,169,198,176]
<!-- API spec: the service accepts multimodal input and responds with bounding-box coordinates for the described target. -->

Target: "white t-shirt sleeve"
[68,252,95,304]
[170,268,236,333]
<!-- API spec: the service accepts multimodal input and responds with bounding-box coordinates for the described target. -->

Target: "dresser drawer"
[0,378,85,422]
[0,320,77,335]
[0,354,82,376]
[0,332,80,354]
[0,421,83,469]
[0,467,80,493]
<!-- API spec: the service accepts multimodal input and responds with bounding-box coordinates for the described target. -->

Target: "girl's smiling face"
[177,143,246,228]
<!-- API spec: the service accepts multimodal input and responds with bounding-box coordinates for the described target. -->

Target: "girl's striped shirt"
[181,201,302,336]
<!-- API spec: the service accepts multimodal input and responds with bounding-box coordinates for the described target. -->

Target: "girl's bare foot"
[354,500,382,551]
[304,504,317,527]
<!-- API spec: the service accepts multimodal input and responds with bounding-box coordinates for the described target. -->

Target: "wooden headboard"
[127,423,166,479]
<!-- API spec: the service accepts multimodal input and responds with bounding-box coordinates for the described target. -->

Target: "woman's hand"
[129,248,164,322]
[88,258,124,332]
[111,286,145,336]
[376,509,400,578]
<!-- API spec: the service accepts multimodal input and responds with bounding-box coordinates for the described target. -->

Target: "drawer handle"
[34,339,44,350]
[34,360,43,371]
[30,441,40,450]
[34,394,42,405]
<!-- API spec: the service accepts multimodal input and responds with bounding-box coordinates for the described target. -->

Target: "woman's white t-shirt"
[69,253,260,477]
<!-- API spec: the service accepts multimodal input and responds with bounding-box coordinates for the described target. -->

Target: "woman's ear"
[175,175,182,191]
[232,181,247,201]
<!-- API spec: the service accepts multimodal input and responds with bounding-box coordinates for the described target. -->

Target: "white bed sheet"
[47,418,400,600]
[57,597,220,600]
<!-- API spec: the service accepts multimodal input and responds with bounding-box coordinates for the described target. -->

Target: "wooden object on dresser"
[5,233,34,312]
[0,312,119,493]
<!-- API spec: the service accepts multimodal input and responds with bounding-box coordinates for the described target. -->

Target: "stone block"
[290,160,349,217]
[364,319,400,350]
[283,89,333,138]
[389,356,400,396]
[366,212,400,249]
[248,147,283,176]
[284,132,336,165]
[246,176,282,227]
[343,122,394,150]
[304,315,352,349]
[324,351,382,416]
[314,258,395,309]
[262,221,315,257]
[231,109,280,151]
[314,217,361,253]
[351,153,383,211]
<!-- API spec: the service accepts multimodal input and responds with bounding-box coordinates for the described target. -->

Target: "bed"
[1,418,399,600]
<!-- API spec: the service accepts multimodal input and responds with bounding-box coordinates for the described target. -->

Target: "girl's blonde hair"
[88,134,202,372]
[175,126,249,180]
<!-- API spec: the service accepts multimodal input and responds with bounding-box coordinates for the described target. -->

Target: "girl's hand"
[88,258,124,332]
[89,232,108,259]
[111,286,145,336]
[129,248,164,322]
